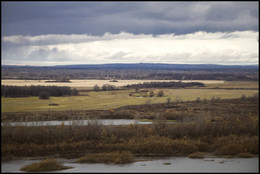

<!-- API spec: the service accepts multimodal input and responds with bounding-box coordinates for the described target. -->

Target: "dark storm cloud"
[1,1,258,36]
[1,1,258,66]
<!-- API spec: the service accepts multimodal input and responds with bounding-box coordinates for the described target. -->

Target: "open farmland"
[1,83,258,112]
[1,79,225,89]
[1,66,259,173]
[2,2,259,172]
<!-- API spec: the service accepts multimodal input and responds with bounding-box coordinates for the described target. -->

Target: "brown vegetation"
[1,96,258,160]
[2,94,258,122]
[76,151,134,164]
[188,152,205,158]
[20,158,71,172]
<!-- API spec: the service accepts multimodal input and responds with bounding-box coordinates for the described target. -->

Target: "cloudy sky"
[1,1,259,65]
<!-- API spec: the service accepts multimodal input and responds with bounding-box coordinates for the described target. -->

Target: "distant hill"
[3,63,258,70]
[54,63,259,70]
[2,63,258,81]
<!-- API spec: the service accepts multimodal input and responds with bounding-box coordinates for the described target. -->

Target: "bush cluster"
[2,96,258,159]
[1,85,78,97]
[20,158,71,172]
[125,81,205,89]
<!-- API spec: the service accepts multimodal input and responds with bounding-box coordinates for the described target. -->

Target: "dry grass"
[2,88,258,112]
[188,152,205,158]
[76,151,134,164]
[1,79,225,89]
[2,80,257,112]
[20,158,71,172]
[1,97,258,159]
[236,153,256,158]
[205,81,259,89]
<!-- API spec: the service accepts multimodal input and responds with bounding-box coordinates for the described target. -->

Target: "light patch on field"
[1,79,224,88]
[1,88,258,112]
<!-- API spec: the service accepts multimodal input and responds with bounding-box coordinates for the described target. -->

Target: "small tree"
[72,88,78,95]
[149,91,154,97]
[241,94,246,100]
[93,85,100,91]
[39,91,50,99]
[157,90,164,97]
[167,97,171,104]
[101,84,116,91]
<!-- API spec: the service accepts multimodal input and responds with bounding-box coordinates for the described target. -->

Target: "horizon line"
[2,63,259,67]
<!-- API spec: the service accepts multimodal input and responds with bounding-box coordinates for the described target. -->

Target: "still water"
[1,157,258,173]
[1,119,154,127]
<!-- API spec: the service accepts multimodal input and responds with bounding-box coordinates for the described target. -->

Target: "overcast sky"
[1,1,259,65]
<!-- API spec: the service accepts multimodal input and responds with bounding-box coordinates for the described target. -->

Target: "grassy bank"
[76,151,134,164]
[20,158,71,172]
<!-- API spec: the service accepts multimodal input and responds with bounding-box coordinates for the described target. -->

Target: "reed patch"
[76,151,134,164]
[20,158,71,172]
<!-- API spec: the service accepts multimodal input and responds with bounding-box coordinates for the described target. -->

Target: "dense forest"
[1,85,78,97]
[124,81,205,89]
[1,64,258,81]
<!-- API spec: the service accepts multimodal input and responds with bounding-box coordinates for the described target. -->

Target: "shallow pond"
[1,119,156,127]
[1,157,258,173]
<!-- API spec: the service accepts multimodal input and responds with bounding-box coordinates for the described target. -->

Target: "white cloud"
[2,31,258,65]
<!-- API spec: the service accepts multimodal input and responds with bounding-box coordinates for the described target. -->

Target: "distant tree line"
[45,76,71,83]
[124,81,205,89]
[93,84,117,91]
[2,66,258,81]
[1,85,78,97]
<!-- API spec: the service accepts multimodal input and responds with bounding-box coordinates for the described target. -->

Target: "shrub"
[76,151,134,164]
[149,91,154,97]
[237,152,255,158]
[241,94,247,100]
[39,91,50,99]
[157,90,164,97]
[214,143,244,156]
[48,103,59,106]
[188,152,205,158]
[102,84,116,91]
[93,85,100,91]
[20,158,71,172]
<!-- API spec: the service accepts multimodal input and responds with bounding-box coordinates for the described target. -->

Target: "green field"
[2,84,258,112]
[202,81,259,89]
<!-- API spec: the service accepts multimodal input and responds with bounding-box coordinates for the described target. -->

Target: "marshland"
[2,1,259,172]
[1,64,259,172]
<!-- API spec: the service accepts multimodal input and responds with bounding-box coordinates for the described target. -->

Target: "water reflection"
[1,119,155,127]
[1,157,258,173]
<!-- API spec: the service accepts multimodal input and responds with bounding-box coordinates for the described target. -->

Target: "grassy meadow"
[203,81,259,89]
[1,87,258,112]
[1,79,225,88]
[2,79,258,112]
[2,78,259,168]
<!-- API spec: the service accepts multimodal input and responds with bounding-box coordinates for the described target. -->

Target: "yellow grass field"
[1,79,225,90]
[1,86,258,112]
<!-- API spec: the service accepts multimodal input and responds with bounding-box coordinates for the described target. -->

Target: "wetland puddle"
[1,119,158,126]
[1,157,258,173]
